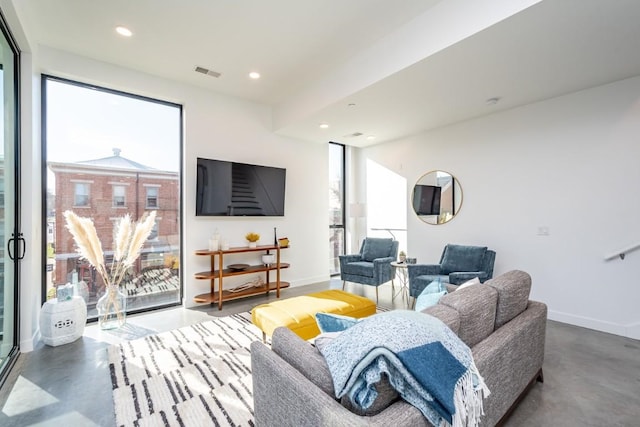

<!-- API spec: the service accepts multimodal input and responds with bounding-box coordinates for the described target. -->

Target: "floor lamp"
[349,202,366,252]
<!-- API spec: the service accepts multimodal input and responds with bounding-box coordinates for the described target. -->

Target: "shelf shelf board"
[193,281,290,304]
[195,244,289,256]
[194,263,290,280]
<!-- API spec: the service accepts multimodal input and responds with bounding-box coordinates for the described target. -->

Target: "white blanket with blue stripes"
[318,310,490,426]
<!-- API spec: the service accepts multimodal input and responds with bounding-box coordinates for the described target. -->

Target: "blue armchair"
[339,238,399,303]
[407,244,496,298]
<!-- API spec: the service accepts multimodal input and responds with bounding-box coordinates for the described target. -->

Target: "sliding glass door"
[0,11,21,386]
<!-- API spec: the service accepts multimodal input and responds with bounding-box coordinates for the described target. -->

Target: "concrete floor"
[0,280,639,426]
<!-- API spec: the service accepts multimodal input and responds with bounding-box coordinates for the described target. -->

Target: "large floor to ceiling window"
[329,142,345,275]
[42,76,182,320]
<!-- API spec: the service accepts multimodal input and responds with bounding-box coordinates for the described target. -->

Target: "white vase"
[248,241,257,248]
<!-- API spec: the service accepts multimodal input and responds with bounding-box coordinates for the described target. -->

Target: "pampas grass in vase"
[64,210,157,330]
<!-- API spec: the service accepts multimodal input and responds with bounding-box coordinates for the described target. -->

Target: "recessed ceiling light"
[115,26,133,37]
[319,123,329,129]
[348,103,356,107]
[249,72,261,79]
[486,97,501,105]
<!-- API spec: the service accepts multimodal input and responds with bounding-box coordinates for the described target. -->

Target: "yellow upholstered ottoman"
[251,289,376,341]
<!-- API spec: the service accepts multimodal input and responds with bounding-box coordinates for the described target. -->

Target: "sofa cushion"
[484,270,532,329]
[361,238,393,262]
[440,244,487,275]
[439,284,498,347]
[271,327,335,396]
[422,304,460,335]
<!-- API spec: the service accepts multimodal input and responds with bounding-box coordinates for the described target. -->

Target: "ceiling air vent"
[194,66,221,78]
[343,132,364,138]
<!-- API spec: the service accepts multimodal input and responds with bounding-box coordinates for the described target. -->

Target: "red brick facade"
[50,157,179,289]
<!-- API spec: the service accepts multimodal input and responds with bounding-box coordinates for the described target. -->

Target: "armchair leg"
[375,286,379,304]
[391,279,395,292]
[342,280,346,290]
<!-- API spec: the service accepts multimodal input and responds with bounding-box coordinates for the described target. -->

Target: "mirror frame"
[412,170,463,225]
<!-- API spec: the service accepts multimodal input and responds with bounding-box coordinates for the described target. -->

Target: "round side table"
[390,261,410,307]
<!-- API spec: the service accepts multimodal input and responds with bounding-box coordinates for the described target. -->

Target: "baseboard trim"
[19,328,40,353]
[547,310,637,339]
[626,322,640,340]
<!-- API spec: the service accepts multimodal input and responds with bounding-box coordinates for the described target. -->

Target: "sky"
[45,78,181,182]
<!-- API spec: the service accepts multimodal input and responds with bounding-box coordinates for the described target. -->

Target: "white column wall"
[360,76,640,339]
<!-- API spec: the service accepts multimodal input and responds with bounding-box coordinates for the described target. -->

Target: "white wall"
[15,45,330,348]
[360,76,640,339]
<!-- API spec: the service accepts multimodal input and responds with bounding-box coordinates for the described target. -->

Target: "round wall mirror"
[412,170,463,225]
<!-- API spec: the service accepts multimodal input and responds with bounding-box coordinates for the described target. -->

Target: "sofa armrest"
[471,300,547,426]
[448,271,488,285]
[251,341,430,426]
[372,256,396,283]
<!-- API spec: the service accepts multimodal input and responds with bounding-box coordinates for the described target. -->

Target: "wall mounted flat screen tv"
[413,184,441,216]
[196,157,286,216]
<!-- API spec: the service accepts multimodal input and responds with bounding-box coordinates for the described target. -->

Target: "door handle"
[7,232,25,260]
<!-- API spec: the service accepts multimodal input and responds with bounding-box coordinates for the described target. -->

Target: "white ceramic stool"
[39,296,87,346]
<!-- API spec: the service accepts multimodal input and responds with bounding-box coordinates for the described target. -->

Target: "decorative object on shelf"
[262,254,275,266]
[398,251,407,263]
[228,276,265,293]
[407,257,417,264]
[278,237,290,247]
[208,229,220,251]
[63,209,157,330]
[39,296,87,346]
[228,263,250,271]
[221,240,230,250]
[274,227,278,245]
[246,232,260,248]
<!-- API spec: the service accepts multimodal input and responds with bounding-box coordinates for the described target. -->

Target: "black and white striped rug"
[108,312,261,427]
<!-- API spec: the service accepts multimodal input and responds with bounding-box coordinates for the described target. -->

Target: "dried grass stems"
[63,210,157,324]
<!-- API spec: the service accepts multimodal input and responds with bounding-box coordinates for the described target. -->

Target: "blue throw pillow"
[424,278,446,294]
[414,279,447,312]
[315,312,359,333]
[415,290,446,311]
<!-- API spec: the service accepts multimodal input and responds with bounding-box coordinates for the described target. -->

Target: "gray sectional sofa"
[251,270,547,426]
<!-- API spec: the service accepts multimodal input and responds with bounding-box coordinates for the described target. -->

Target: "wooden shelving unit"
[193,244,289,310]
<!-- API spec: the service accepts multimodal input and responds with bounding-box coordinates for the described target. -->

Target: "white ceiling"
[15,0,640,147]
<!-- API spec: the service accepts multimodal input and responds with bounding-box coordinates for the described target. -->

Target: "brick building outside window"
[48,149,180,307]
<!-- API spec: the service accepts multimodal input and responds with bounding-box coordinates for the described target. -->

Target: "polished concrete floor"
[0,280,639,426]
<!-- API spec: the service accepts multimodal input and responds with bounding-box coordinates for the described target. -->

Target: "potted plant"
[64,210,157,329]
[246,232,260,248]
